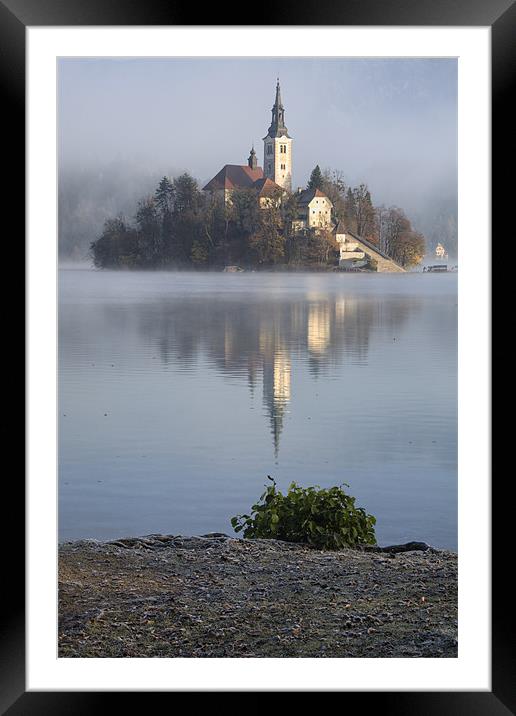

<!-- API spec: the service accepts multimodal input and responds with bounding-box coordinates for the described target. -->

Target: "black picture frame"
[7,0,508,709]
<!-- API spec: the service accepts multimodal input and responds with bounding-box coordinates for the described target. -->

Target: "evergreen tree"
[307,165,323,191]
[154,177,175,262]
[154,176,174,215]
[173,173,201,214]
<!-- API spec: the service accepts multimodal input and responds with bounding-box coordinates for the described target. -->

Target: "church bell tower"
[263,79,292,192]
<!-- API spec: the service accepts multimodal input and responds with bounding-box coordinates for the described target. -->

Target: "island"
[89,81,425,272]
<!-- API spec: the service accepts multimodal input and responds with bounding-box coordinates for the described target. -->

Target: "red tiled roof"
[203,164,264,192]
[252,177,283,197]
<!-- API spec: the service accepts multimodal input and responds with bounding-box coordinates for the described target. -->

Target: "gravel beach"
[58,534,458,658]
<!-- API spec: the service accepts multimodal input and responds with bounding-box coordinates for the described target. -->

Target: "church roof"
[203,164,264,192]
[253,177,284,197]
[296,188,330,205]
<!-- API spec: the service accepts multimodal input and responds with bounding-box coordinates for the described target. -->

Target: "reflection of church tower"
[247,354,260,396]
[224,321,233,367]
[307,302,331,356]
[262,350,291,458]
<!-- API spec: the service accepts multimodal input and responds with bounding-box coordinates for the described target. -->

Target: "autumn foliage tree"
[382,207,425,267]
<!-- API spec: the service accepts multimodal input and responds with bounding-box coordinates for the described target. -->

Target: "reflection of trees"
[115,294,417,455]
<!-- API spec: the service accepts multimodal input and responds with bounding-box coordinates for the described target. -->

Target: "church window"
[267,145,273,155]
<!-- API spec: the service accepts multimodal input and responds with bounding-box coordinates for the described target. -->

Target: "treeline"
[90,167,425,270]
[91,173,338,270]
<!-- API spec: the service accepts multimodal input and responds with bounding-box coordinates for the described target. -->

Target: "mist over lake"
[58,270,457,549]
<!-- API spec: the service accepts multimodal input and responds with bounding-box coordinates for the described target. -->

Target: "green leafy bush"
[231,477,377,550]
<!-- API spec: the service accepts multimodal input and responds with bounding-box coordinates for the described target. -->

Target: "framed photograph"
[8,0,507,707]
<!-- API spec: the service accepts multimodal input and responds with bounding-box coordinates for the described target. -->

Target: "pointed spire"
[266,78,289,138]
[275,78,283,109]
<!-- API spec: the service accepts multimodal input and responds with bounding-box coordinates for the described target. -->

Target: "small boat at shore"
[423,264,449,273]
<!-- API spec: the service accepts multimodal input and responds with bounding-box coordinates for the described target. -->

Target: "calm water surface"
[59,269,457,549]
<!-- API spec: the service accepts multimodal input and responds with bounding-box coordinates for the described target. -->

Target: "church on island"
[203,80,291,206]
[203,79,404,272]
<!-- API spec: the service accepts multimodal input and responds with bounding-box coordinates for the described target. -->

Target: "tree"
[90,216,138,268]
[307,165,323,191]
[154,176,174,216]
[135,197,162,266]
[153,177,175,262]
[201,195,227,264]
[230,188,262,234]
[393,230,425,267]
[383,207,425,267]
[375,205,389,253]
[304,229,338,265]
[190,238,210,266]
[249,208,285,265]
[321,169,347,222]
[347,184,376,240]
[173,173,201,214]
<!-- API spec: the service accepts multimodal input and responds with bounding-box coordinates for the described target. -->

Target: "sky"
[58,57,457,215]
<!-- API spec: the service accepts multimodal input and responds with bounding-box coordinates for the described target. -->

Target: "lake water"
[59,269,457,549]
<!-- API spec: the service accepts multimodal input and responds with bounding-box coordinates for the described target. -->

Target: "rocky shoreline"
[58,534,458,658]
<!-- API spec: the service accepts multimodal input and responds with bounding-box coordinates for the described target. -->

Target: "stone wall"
[372,252,406,273]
